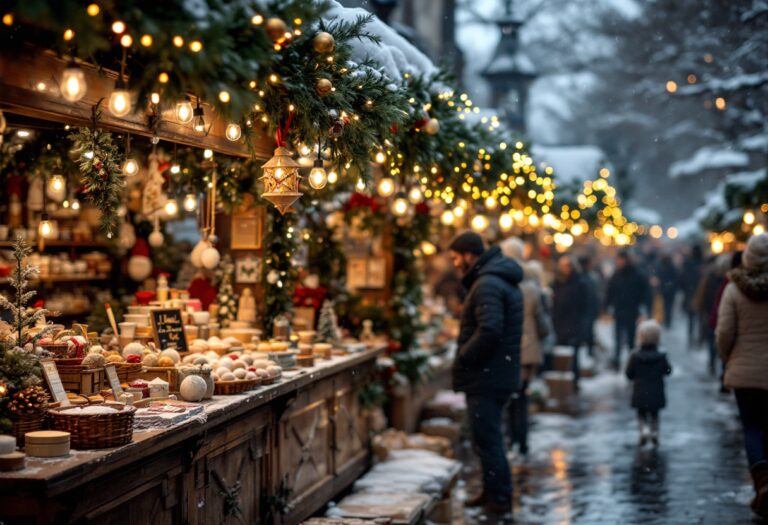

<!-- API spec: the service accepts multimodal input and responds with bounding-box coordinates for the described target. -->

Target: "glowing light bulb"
[122,157,139,176]
[391,193,409,217]
[61,64,86,102]
[377,177,396,198]
[176,100,194,123]
[183,194,197,212]
[485,196,497,210]
[49,175,65,192]
[111,21,125,34]
[327,170,338,185]
[744,211,756,225]
[471,214,489,233]
[499,213,513,232]
[164,198,178,217]
[193,105,206,133]
[408,187,424,204]
[225,123,242,141]
[374,151,386,164]
[203,149,213,159]
[754,224,765,235]
[355,178,366,192]
[420,241,436,256]
[170,163,180,174]
[71,199,80,210]
[39,214,52,238]
[711,238,724,254]
[453,206,465,218]
[440,210,455,226]
[108,89,132,117]
[308,160,327,190]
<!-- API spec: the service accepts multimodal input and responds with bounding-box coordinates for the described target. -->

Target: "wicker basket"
[214,378,260,395]
[49,403,136,449]
[10,412,45,446]
[40,343,72,359]
[116,363,143,383]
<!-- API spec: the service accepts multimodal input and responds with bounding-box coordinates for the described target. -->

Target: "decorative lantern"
[260,147,303,214]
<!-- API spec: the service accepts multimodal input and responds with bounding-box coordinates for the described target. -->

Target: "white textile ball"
[179,375,208,402]
[160,348,181,364]
[128,255,153,282]
[148,230,164,247]
[201,246,220,269]
[266,269,279,285]
[190,239,208,268]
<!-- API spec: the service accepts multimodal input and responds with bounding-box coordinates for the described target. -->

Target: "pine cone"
[8,385,50,415]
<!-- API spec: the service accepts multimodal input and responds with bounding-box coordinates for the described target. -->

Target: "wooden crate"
[133,367,180,392]
[57,367,104,395]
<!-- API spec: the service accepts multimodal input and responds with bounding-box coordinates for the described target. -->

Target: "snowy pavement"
[457,318,756,524]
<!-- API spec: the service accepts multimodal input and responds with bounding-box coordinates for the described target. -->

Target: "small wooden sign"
[40,360,70,406]
[150,308,188,352]
[104,364,124,397]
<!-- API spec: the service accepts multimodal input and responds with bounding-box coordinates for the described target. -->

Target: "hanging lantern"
[377,177,396,198]
[260,147,302,214]
[225,123,242,141]
[176,99,194,123]
[123,157,139,176]
[308,159,327,190]
[38,213,53,238]
[391,192,410,217]
[61,61,87,102]
[164,198,178,217]
[183,194,197,212]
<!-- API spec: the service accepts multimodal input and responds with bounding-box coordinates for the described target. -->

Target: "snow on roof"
[530,144,609,184]
[626,205,662,226]
[740,133,768,152]
[325,1,438,82]
[483,53,536,77]
[668,145,750,178]
[678,71,768,95]
[725,169,767,190]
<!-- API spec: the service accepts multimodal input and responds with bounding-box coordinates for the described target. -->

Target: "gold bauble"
[315,78,333,97]
[265,17,287,42]
[313,31,335,54]
[424,118,440,135]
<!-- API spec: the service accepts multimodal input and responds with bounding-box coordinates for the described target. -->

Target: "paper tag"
[40,360,70,406]
[104,364,124,398]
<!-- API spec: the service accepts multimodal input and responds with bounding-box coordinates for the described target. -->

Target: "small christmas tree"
[316,300,341,343]
[0,237,51,345]
[214,255,238,327]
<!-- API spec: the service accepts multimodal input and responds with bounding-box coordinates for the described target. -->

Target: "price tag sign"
[40,360,70,406]
[104,364,124,397]
[150,308,188,352]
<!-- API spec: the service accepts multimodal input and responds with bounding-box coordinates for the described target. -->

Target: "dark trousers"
[662,292,675,328]
[614,317,637,368]
[734,388,768,467]
[466,393,513,505]
[507,379,530,454]
[637,408,659,434]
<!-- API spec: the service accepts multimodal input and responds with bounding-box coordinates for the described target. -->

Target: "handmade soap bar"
[0,435,16,455]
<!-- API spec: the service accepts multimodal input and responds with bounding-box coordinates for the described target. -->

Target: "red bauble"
[126,354,142,364]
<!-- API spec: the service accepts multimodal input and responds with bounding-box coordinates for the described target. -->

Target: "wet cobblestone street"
[458,320,758,525]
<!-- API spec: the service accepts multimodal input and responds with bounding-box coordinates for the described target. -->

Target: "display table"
[0,348,383,525]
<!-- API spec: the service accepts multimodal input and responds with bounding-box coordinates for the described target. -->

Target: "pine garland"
[214,255,238,328]
[69,126,124,235]
[262,208,298,333]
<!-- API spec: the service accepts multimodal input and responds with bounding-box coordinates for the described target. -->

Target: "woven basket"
[214,378,260,395]
[116,363,143,383]
[49,403,135,449]
[10,411,45,446]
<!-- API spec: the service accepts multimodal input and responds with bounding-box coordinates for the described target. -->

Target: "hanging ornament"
[118,222,137,251]
[315,78,333,97]
[190,239,207,268]
[260,147,302,214]
[127,238,153,282]
[312,31,335,54]
[148,219,164,247]
[201,244,221,270]
[266,269,279,285]
[329,119,346,138]
[424,118,440,135]
[265,18,287,42]
[308,159,327,190]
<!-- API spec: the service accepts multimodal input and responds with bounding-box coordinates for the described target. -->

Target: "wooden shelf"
[0,240,111,249]
[0,274,110,284]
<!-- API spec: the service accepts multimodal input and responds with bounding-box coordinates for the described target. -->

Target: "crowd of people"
[443,230,768,520]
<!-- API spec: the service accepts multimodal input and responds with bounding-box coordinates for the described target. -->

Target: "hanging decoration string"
[274,110,295,148]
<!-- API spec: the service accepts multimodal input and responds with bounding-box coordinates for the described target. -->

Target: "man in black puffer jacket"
[448,231,523,516]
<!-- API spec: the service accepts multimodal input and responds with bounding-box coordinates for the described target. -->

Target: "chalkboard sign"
[150,309,188,352]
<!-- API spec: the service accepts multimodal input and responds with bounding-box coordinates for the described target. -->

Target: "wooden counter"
[0,349,383,525]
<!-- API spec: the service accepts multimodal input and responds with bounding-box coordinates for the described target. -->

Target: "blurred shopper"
[579,255,602,356]
[656,254,679,328]
[501,239,549,456]
[625,319,672,446]
[694,253,730,375]
[449,232,523,515]
[681,245,704,345]
[553,255,587,391]
[716,233,768,519]
[605,251,651,370]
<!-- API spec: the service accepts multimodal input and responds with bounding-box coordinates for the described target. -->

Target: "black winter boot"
[750,462,768,518]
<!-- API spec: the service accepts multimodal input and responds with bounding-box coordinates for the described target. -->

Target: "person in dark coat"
[448,231,523,516]
[656,254,679,328]
[605,251,651,370]
[680,245,704,345]
[626,319,672,446]
[553,255,587,390]
[578,255,602,356]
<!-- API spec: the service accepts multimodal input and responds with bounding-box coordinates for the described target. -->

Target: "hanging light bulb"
[377,177,396,198]
[108,80,132,117]
[71,199,81,211]
[485,196,498,210]
[39,213,53,238]
[499,213,513,232]
[203,149,213,159]
[308,159,327,189]
[374,150,386,164]
[193,101,206,134]
[471,214,490,233]
[440,209,455,226]
[49,175,65,192]
[60,60,86,102]
[453,206,465,218]
[408,186,424,204]
[391,192,410,217]
[170,163,181,174]
[225,123,242,141]
[122,157,139,176]
[327,170,338,185]
[183,194,197,212]
[164,198,179,217]
[355,178,366,192]
[176,99,194,123]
